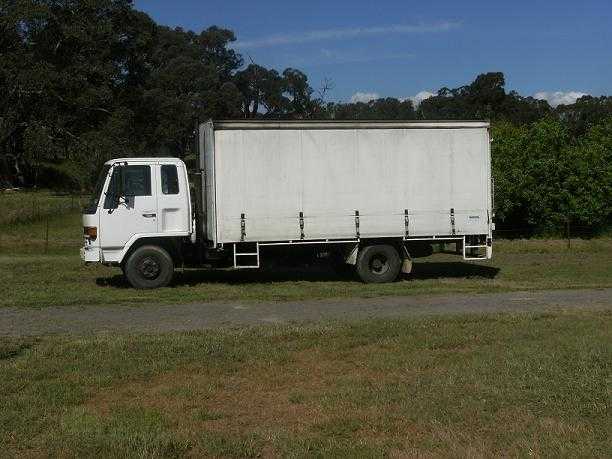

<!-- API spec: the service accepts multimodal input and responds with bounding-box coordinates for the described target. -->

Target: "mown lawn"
[1,191,611,308]
[1,310,610,456]
[1,212,612,308]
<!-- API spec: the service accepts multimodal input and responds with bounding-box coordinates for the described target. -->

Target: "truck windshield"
[83,165,110,214]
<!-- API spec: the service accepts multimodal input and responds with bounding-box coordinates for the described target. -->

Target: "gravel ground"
[1,288,611,336]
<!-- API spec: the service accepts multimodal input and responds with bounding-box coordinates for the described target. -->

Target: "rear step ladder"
[233,242,260,268]
[462,236,488,260]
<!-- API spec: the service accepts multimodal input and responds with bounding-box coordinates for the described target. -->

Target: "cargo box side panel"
[353,129,446,237]
[449,128,490,235]
[214,125,491,244]
[215,129,303,242]
[300,130,359,239]
[396,127,490,237]
[349,128,490,238]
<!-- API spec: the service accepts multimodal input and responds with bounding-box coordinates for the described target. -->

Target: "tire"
[355,244,401,283]
[124,245,174,289]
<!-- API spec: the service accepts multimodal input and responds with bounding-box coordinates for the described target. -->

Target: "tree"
[561,118,612,228]
[233,65,323,119]
[282,68,323,118]
[491,117,612,233]
[234,64,285,118]
[418,72,552,123]
[327,98,415,120]
[0,1,324,187]
[556,95,612,138]
[0,0,145,186]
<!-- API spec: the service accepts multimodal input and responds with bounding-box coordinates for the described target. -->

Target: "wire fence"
[1,190,608,255]
[0,192,90,253]
[493,224,606,245]
[1,193,87,225]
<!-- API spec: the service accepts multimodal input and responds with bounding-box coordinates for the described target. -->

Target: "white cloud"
[234,21,460,49]
[317,48,415,65]
[407,90,435,106]
[284,49,415,68]
[350,92,380,103]
[350,90,435,105]
[533,91,588,107]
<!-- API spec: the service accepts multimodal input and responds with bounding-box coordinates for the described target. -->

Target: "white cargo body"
[199,120,493,248]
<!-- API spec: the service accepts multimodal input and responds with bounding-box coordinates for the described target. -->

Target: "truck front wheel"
[124,245,174,289]
[355,244,401,283]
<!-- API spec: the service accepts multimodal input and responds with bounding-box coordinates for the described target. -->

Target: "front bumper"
[80,246,101,263]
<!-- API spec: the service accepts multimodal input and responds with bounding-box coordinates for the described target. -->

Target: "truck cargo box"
[198,120,492,247]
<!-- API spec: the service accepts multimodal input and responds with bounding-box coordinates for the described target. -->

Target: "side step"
[233,242,260,268]
[462,236,488,260]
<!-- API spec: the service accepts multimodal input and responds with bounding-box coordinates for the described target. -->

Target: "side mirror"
[114,165,125,199]
[107,165,125,210]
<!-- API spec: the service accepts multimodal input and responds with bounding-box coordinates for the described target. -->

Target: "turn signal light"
[84,226,97,241]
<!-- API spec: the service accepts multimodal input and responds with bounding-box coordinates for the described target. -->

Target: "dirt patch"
[4,288,612,337]
[82,347,417,445]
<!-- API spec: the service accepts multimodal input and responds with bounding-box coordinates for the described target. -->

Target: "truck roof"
[104,157,184,166]
[206,119,490,130]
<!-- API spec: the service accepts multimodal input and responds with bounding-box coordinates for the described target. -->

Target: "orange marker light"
[84,226,97,241]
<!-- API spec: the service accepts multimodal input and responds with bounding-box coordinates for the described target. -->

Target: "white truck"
[81,120,494,288]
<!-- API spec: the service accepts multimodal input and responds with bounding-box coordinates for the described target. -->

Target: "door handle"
[142,213,156,218]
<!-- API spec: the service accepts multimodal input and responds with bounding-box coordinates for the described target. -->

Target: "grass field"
[3,239,612,309]
[1,192,610,457]
[1,310,610,456]
[1,191,612,308]
[0,190,84,227]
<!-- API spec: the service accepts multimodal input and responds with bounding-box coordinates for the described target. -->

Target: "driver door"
[99,164,158,250]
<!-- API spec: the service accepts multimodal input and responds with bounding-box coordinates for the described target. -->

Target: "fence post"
[45,215,49,253]
[566,218,571,249]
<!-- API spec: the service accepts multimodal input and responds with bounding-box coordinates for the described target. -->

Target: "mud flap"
[345,244,359,265]
[400,245,413,274]
[401,257,413,274]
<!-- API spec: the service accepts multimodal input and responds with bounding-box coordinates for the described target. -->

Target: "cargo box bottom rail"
[223,234,491,268]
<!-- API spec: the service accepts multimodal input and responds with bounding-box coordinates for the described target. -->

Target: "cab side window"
[161,165,179,195]
[124,166,151,196]
[103,165,151,209]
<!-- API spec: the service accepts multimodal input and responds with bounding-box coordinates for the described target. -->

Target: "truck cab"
[81,158,192,287]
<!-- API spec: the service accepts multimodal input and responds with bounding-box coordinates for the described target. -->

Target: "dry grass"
[2,311,609,457]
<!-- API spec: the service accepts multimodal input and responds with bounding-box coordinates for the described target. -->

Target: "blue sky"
[134,0,612,106]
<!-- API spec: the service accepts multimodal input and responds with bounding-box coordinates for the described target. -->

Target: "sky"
[134,0,612,106]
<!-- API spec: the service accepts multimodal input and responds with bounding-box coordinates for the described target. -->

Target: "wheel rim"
[138,256,161,280]
[369,254,390,275]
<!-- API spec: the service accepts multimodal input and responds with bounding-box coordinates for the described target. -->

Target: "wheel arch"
[341,238,407,266]
[119,236,183,267]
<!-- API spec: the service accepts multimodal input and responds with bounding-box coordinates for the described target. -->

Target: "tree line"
[1,0,611,234]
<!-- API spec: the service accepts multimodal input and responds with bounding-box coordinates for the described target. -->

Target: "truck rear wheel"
[355,244,401,283]
[124,245,174,289]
